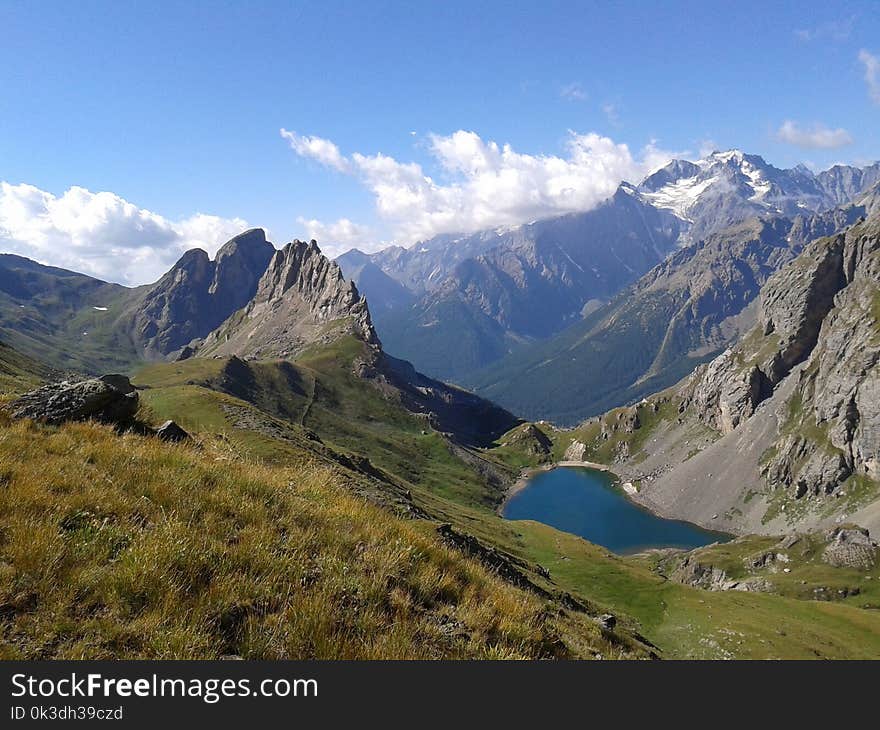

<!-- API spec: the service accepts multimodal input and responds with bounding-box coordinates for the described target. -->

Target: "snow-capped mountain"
[638,150,880,241]
[338,150,880,384]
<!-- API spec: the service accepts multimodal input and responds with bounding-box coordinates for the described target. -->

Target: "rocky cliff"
[128,228,275,357]
[199,239,380,360]
[612,212,880,533]
[683,213,878,497]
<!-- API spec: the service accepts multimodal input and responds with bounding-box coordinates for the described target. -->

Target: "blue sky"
[1,0,879,283]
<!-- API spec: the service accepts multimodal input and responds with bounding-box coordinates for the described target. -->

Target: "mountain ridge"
[339,151,880,383]
[466,202,868,424]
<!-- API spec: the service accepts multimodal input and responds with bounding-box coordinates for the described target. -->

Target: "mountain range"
[2,153,880,659]
[530,208,880,539]
[338,151,880,386]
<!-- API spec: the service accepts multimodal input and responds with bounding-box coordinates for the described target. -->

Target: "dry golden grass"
[0,415,625,659]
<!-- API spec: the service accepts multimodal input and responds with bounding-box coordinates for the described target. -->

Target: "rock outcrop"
[199,239,380,360]
[678,214,879,504]
[669,555,773,592]
[822,526,877,569]
[129,229,275,357]
[155,420,191,443]
[503,423,552,457]
[7,374,139,425]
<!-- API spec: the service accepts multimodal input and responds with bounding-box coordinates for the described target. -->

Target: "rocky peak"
[208,228,276,309]
[636,152,877,241]
[130,229,275,357]
[198,239,380,360]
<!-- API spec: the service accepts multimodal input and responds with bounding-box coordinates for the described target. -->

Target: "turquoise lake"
[502,467,729,554]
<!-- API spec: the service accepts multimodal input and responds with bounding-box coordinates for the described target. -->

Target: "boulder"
[822,526,877,569]
[7,375,138,426]
[156,420,191,443]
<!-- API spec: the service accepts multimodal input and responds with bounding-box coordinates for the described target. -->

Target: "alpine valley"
[2,149,880,661]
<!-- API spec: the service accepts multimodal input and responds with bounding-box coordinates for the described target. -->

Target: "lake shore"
[498,459,616,515]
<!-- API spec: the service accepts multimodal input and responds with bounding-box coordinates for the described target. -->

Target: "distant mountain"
[466,203,867,424]
[334,248,415,316]
[639,150,880,242]
[0,229,276,372]
[0,253,142,372]
[339,151,880,384]
[348,187,686,380]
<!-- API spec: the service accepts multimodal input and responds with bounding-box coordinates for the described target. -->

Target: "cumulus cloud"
[282,128,676,243]
[280,128,349,171]
[0,182,249,285]
[859,49,880,104]
[295,216,375,257]
[774,120,853,149]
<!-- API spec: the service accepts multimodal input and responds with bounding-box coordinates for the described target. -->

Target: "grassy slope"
[0,341,52,394]
[509,522,880,659]
[0,262,144,374]
[130,343,880,659]
[135,339,508,509]
[0,413,638,660]
[490,393,717,474]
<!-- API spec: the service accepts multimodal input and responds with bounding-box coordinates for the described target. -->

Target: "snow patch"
[641,176,716,219]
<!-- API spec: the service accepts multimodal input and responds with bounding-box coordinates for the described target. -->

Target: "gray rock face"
[757,233,847,382]
[564,439,587,461]
[130,229,275,356]
[682,213,879,502]
[686,352,770,434]
[200,239,380,360]
[7,374,138,425]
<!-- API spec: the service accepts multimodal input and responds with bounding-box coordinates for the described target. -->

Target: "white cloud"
[698,138,720,158]
[601,102,619,125]
[560,82,588,101]
[295,216,376,257]
[281,128,677,243]
[0,182,248,286]
[280,128,349,171]
[774,120,853,149]
[859,49,880,104]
